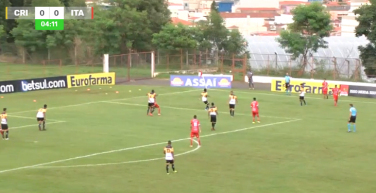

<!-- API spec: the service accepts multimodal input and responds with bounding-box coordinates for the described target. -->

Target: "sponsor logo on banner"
[20,76,67,92]
[339,85,349,96]
[0,81,16,94]
[271,79,344,94]
[348,85,376,98]
[170,75,232,88]
[67,72,115,88]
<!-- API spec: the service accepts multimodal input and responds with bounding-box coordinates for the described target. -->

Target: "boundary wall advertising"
[0,72,115,94]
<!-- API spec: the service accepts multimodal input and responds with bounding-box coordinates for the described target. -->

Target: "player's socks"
[300,101,303,106]
[198,139,201,145]
[303,100,306,105]
[38,124,42,131]
[166,165,169,173]
[353,125,356,132]
[229,110,231,115]
[233,111,235,116]
[0,131,4,139]
[158,108,161,114]
[190,138,193,146]
[5,131,8,139]
[347,123,351,132]
[43,122,46,130]
[151,107,155,113]
[146,108,149,115]
[172,164,175,171]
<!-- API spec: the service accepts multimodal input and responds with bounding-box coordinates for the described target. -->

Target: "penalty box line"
[104,101,294,120]
[0,119,301,173]
[9,89,199,115]
[10,121,66,130]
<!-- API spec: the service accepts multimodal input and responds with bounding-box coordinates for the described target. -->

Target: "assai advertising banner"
[67,72,115,88]
[170,75,232,89]
[271,79,347,95]
[348,85,376,98]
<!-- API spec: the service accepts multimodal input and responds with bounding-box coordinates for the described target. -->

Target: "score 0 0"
[34,7,65,30]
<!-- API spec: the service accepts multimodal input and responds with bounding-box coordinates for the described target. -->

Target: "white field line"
[9,115,63,122]
[104,101,292,120]
[39,140,201,169]
[212,89,376,105]
[10,121,66,130]
[9,89,198,115]
[0,119,300,173]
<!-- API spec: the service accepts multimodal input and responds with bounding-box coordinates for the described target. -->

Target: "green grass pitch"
[1,85,376,193]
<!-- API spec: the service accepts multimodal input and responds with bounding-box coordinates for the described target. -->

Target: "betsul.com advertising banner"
[271,79,347,94]
[67,72,115,88]
[20,76,68,92]
[0,81,16,94]
[348,85,376,98]
[170,75,232,88]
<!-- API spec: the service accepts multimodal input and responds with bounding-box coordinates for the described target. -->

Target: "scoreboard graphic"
[5,7,94,30]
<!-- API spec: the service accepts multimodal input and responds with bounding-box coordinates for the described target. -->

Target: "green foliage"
[152,24,201,51]
[0,25,5,40]
[354,0,376,76]
[276,2,332,69]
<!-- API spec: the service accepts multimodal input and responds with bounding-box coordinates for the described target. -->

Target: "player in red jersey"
[322,78,329,99]
[190,115,201,147]
[250,98,260,123]
[151,98,161,116]
[332,85,340,106]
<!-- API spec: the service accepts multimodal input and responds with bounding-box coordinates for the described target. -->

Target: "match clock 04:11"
[35,19,64,30]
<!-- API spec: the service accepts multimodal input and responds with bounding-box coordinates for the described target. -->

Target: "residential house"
[220,13,280,35]
[341,0,369,36]
[279,1,309,14]
[168,2,190,20]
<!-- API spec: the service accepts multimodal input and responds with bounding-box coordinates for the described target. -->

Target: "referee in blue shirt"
[348,104,357,132]
[285,73,291,95]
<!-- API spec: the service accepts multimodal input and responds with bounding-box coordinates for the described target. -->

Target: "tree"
[210,0,218,12]
[276,2,332,71]
[354,0,376,76]
[152,24,201,51]
[222,29,248,55]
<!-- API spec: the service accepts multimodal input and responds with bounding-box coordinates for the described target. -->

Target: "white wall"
[234,0,279,8]
[224,17,267,34]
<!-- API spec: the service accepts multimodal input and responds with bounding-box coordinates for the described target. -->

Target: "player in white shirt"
[163,140,177,174]
[299,85,307,106]
[228,91,238,117]
[36,104,47,131]
[0,108,9,140]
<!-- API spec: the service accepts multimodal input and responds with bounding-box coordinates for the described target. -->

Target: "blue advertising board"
[170,75,232,89]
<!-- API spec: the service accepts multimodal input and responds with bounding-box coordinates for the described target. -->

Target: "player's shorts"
[229,104,235,109]
[299,96,304,100]
[349,116,356,123]
[210,115,217,122]
[191,132,199,138]
[333,95,338,100]
[252,111,259,117]
[249,78,253,84]
[166,160,174,164]
[148,102,155,107]
[323,89,328,95]
[285,83,290,89]
[37,117,45,121]
[203,101,208,104]
[1,124,8,130]
[154,103,160,108]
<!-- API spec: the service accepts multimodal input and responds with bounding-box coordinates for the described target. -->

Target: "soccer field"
[1,85,376,193]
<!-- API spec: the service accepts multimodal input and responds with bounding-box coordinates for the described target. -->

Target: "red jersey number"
[332,88,339,96]
[251,101,259,112]
[191,119,200,132]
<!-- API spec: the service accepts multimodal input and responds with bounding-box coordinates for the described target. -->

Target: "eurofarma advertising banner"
[271,79,347,95]
[170,75,232,89]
